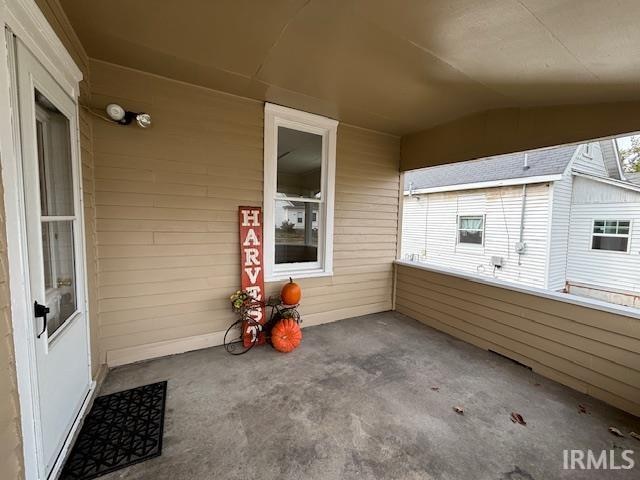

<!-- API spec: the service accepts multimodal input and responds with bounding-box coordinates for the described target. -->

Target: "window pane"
[592,236,628,252]
[35,90,74,216]
[459,230,483,244]
[459,216,483,230]
[274,200,319,264]
[42,221,77,336]
[277,126,322,198]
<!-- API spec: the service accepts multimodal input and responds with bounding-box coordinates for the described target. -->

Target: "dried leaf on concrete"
[608,427,625,437]
[510,412,527,426]
[578,404,590,415]
[430,386,440,392]
[453,406,464,415]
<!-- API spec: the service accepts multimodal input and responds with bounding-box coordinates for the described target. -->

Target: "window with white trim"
[264,104,337,280]
[591,220,630,252]
[457,215,484,245]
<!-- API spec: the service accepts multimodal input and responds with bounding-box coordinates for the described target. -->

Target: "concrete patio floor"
[97,312,639,480]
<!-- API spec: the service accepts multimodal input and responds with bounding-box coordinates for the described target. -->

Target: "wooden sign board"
[239,206,266,346]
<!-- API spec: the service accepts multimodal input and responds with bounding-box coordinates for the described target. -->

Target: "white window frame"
[457,214,485,246]
[263,103,337,281]
[590,219,631,253]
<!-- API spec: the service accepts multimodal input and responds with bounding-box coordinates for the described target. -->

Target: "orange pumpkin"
[280,277,301,305]
[271,318,302,353]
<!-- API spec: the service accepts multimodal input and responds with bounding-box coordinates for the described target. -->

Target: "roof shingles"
[405,144,577,190]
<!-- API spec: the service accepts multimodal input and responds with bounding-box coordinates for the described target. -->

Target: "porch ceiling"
[60,0,640,135]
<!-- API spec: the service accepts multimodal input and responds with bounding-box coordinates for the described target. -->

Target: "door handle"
[34,301,50,338]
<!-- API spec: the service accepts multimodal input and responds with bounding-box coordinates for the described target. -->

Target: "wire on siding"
[498,188,512,263]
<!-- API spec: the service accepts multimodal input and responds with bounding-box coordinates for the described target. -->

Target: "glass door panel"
[35,89,77,338]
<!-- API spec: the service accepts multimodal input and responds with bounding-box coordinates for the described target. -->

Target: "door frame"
[0,1,93,479]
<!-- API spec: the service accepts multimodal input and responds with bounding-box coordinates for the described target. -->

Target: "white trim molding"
[404,174,562,196]
[572,170,640,193]
[263,103,338,281]
[1,0,82,97]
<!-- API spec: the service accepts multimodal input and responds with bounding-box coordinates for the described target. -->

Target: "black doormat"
[60,381,167,480]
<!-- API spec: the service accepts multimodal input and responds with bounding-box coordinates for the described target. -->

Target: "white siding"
[547,174,573,290]
[401,196,428,260]
[571,142,608,176]
[573,176,640,204]
[566,176,640,293]
[401,184,552,287]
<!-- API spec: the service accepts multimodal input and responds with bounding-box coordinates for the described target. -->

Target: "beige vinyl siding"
[0,180,23,480]
[90,60,399,363]
[395,263,640,416]
[79,104,101,373]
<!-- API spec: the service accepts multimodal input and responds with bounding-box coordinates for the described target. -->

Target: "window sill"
[266,270,333,283]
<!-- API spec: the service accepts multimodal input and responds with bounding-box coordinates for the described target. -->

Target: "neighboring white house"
[274,195,319,231]
[402,140,640,307]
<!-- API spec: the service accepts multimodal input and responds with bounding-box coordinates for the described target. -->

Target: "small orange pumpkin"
[271,318,302,353]
[280,277,301,305]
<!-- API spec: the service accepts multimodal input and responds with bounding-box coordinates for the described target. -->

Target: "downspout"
[612,138,626,181]
[518,184,527,266]
[518,152,529,266]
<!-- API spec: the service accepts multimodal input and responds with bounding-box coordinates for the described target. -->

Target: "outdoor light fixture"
[106,103,152,128]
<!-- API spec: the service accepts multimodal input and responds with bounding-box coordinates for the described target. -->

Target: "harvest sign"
[239,207,266,346]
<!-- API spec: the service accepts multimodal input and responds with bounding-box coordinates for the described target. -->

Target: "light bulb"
[136,113,152,128]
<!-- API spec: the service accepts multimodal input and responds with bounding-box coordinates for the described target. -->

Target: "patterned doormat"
[60,381,167,480]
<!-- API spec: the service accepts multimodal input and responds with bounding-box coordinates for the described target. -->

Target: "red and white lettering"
[238,207,265,346]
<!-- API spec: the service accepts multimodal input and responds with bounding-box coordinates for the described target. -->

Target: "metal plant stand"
[223,295,301,355]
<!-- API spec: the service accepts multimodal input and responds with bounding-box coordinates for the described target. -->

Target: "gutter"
[403,173,562,196]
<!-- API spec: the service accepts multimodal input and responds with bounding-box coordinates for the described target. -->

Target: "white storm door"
[15,39,90,476]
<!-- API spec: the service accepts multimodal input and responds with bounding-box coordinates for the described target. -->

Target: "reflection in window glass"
[277,127,322,198]
[458,216,484,244]
[35,90,77,338]
[41,221,77,336]
[592,220,630,252]
[35,90,74,217]
[274,200,319,264]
